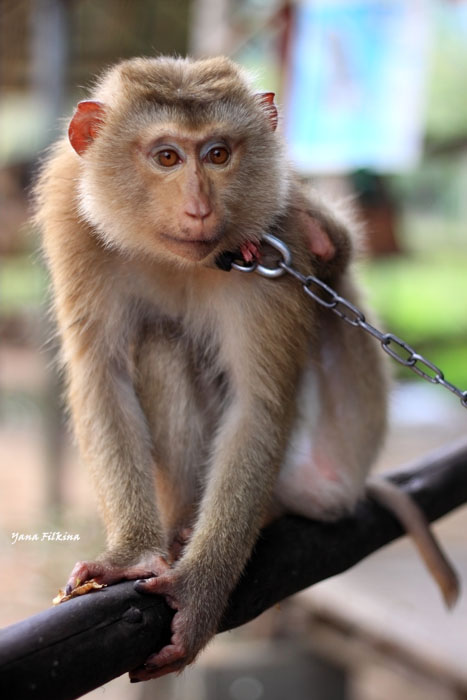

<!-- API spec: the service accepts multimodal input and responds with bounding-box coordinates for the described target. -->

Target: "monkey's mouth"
[160,233,221,261]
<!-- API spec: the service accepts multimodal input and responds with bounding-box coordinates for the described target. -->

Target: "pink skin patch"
[276,445,353,521]
[240,241,261,263]
[299,214,336,261]
[293,453,340,494]
[240,214,336,269]
[239,213,336,268]
[312,451,340,482]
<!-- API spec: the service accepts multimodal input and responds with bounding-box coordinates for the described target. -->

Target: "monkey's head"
[68,56,288,267]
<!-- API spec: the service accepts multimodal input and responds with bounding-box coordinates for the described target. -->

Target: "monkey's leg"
[274,293,387,522]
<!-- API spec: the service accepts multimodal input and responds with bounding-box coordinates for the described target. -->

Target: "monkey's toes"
[129,606,200,680]
[129,643,187,681]
[65,561,102,594]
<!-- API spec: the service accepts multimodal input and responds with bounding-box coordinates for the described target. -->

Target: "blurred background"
[1,1,466,698]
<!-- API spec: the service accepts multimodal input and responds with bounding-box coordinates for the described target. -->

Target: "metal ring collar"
[231,233,291,278]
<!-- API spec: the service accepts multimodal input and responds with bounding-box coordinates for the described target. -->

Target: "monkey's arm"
[131,277,312,679]
[48,253,167,586]
[64,324,168,584]
[36,147,168,586]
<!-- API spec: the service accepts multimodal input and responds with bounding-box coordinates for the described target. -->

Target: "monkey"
[34,56,458,682]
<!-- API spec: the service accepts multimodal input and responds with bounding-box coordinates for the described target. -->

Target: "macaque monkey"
[35,56,458,682]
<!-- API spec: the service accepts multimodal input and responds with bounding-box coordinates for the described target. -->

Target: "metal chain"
[232,233,467,410]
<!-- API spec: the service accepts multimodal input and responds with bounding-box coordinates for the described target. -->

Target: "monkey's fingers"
[65,559,165,595]
[130,644,187,680]
[130,652,186,681]
[132,577,200,681]
[240,241,261,263]
[134,574,178,606]
[65,561,103,594]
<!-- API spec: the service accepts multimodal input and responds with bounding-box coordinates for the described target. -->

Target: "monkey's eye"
[155,149,181,167]
[206,146,230,166]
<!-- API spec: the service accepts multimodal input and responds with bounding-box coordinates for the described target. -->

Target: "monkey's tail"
[366,478,460,609]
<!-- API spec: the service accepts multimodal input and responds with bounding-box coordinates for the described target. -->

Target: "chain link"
[238,233,467,410]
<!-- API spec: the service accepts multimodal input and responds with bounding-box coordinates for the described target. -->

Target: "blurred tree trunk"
[189,0,232,57]
[30,0,71,514]
[30,0,70,141]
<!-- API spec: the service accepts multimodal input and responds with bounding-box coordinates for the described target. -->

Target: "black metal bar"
[1,439,466,699]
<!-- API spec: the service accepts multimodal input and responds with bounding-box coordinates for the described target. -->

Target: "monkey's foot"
[130,574,198,680]
[65,554,170,595]
[129,607,189,681]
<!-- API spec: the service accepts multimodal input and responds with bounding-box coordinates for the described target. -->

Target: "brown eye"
[156,149,180,167]
[207,146,230,165]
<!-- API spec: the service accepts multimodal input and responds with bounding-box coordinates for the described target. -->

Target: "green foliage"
[426,8,467,141]
[0,257,47,313]
[360,251,467,387]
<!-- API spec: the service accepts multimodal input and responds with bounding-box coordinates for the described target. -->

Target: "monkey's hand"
[65,552,170,595]
[129,566,222,681]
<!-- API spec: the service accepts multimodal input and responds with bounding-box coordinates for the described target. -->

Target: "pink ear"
[257,92,278,131]
[68,101,106,156]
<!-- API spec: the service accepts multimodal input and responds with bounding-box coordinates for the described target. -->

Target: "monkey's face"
[130,122,241,264]
[72,58,289,268]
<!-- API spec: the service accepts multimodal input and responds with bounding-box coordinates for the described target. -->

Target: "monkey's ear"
[68,100,106,156]
[256,92,278,131]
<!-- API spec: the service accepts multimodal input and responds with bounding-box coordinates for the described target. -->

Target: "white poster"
[285,0,431,173]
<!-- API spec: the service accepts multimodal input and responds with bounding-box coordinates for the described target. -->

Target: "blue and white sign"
[285,0,431,173]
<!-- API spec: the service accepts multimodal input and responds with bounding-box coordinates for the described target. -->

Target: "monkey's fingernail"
[65,584,72,595]
[134,579,149,592]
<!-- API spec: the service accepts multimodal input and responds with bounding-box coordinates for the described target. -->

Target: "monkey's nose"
[184,198,212,221]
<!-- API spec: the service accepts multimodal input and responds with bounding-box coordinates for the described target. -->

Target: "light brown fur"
[35,56,388,679]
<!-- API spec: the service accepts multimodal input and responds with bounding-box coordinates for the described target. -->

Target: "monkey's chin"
[160,234,220,263]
